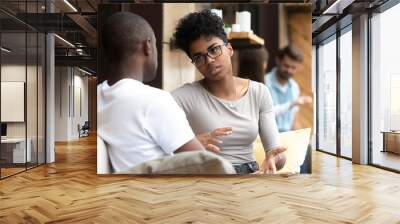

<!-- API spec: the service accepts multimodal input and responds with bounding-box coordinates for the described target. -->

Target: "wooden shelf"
[227,32,265,49]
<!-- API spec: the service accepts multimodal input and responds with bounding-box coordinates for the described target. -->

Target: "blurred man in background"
[265,45,312,132]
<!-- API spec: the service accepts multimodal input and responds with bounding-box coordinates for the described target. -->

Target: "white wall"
[54,67,89,141]
[162,4,199,91]
[1,65,38,138]
[1,82,25,122]
[55,66,69,141]
[1,65,26,135]
[1,64,46,163]
[72,73,89,138]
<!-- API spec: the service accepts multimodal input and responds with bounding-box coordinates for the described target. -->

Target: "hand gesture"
[196,127,232,153]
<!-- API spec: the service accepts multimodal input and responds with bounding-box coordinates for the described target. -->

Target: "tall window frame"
[314,21,353,160]
[0,0,47,180]
[368,0,400,173]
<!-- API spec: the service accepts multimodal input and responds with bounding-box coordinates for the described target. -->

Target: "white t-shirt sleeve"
[144,92,195,154]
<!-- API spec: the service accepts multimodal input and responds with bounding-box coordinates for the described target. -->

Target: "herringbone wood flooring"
[1,134,400,223]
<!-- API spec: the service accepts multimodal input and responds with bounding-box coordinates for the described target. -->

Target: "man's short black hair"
[277,45,303,63]
[173,9,227,57]
[102,12,153,63]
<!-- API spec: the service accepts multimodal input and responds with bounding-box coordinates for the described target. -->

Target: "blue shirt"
[265,68,300,132]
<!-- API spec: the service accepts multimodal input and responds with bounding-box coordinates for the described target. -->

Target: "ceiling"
[0,0,393,74]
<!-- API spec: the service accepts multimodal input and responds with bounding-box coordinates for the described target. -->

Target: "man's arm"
[273,102,294,116]
[174,138,205,153]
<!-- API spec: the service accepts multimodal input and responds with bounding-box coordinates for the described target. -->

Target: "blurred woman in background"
[238,47,269,83]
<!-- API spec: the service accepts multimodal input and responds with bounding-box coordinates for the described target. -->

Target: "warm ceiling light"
[54,34,75,48]
[63,0,78,12]
[323,0,355,15]
[1,47,11,53]
[77,67,93,76]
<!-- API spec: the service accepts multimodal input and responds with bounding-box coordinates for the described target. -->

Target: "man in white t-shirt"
[97,12,206,173]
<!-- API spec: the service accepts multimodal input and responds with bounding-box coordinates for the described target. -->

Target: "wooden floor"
[1,135,400,223]
[372,150,400,171]
[1,163,44,178]
[1,167,26,178]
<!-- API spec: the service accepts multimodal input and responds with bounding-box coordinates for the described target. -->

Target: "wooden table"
[1,138,32,166]
[381,131,400,154]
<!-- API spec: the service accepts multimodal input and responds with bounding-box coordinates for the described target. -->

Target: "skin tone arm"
[196,127,233,153]
[274,96,313,116]
[259,147,287,174]
[197,127,287,174]
[174,138,206,153]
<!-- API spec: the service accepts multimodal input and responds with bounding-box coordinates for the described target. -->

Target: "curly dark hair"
[173,9,227,57]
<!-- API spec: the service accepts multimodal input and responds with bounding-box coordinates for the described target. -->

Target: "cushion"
[118,151,236,174]
[254,128,311,174]
[97,136,113,174]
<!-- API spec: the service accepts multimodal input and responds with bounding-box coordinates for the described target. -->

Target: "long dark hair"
[238,47,269,83]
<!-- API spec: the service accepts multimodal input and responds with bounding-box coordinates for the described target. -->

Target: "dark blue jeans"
[300,144,312,174]
[233,161,259,174]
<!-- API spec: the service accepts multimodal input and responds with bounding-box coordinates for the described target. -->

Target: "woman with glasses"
[171,9,286,174]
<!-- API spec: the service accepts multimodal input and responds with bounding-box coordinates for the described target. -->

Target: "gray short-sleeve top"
[171,80,280,165]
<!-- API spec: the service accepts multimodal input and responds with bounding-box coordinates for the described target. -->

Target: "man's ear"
[143,38,152,56]
[263,61,267,72]
[226,43,234,57]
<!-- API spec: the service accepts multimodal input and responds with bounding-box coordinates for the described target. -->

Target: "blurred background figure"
[238,47,269,83]
[265,45,312,132]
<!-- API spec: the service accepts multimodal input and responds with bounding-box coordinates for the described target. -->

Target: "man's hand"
[259,146,287,174]
[295,96,312,106]
[196,127,232,153]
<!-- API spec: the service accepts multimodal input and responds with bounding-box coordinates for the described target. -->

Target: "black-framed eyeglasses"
[190,43,227,67]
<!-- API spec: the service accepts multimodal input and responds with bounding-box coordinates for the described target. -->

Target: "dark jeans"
[233,161,259,174]
[300,144,312,174]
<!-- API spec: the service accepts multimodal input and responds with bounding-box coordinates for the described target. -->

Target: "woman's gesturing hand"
[196,127,233,153]
[259,146,287,174]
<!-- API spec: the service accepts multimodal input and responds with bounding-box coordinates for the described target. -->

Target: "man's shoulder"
[264,69,276,85]
[288,79,300,90]
[117,79,170,99]
[144,84,169,96]
[133,86,177,116]
[142,86,175,106]
[100,79,173,104]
